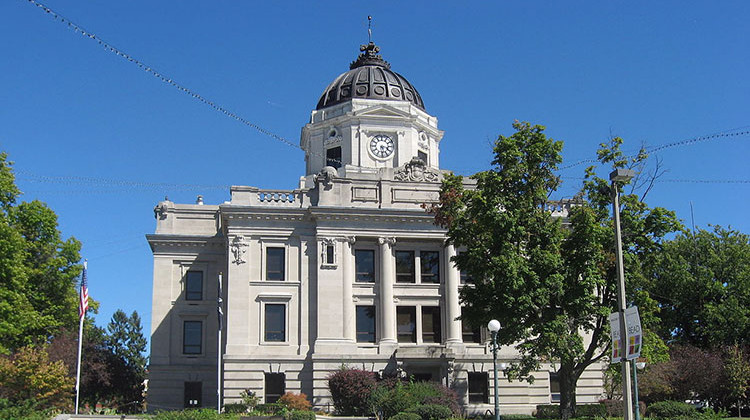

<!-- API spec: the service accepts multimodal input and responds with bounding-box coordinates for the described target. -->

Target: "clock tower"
[300,42,444,180]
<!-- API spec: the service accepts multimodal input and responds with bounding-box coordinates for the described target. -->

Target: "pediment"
[353,104,413,119]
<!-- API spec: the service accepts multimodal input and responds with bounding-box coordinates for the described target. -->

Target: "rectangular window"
[184,381,202,408]
[326,146,342,169]
[395,251,415,283]
[418,150,428,164]
[421,306,442,343]
[265,373,285,403]
[356,306,376,343]
[461,308,482,344]
[183,321,202,354]
[468,372,489,403]
[325,244,335,265]
[185,270,203,301]
[264,304,286,342]
[266,247,285,281]
[550,372,561,403]
[355,250,375,283]
[420,251,440,283]
[397,306,416,343]
[458,252,473,284]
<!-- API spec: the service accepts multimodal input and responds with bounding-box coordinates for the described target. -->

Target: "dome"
[316,42,425,111]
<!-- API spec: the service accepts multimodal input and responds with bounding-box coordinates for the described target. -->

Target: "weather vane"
[368,16,373,43]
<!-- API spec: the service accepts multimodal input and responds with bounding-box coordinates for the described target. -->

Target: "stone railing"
[230,186,307,208]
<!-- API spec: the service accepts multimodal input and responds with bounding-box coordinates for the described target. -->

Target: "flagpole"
[75,260,88,415]
[217,272,223,413]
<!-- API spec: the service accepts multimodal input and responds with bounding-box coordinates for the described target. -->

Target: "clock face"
[369,134,394,159]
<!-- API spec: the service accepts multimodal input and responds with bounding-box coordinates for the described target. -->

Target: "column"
[444,244,462,343]
[342,236,356,341]
[378,237,397,344]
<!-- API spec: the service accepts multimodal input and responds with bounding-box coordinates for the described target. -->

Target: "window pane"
[326,244,335,265]
[326,146,342,169]
[265,304,286,342]
[468,372,488,403]
[550,372,561,403]
[184,381,202,408]
[422,306,442,343]
[356,306,376,343]
[461,308,482,344]
[397,306,416,343]
[265,373,285,403]
[355,250,375,283]
[395,251,415,283]
[420,251,440,283]
[183,321,202,354]
[266,247,285,281]
[185,271,203,300]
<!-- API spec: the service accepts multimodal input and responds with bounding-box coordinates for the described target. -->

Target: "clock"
[369,134,394,158]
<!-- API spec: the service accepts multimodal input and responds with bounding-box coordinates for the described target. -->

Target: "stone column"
[378,237,397,344]
[445,244,462,344]
[342,236,356,342]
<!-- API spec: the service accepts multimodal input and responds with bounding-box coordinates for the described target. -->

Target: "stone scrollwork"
[230,235,248,265]
[378,237,396,246]
[316,166,338,186]
[394,157,440,183]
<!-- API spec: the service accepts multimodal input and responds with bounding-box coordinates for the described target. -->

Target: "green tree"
[0,152,82,353]
[0,345,73,411]
[430,122,680,419]
[646,226,750,348]
[105,310,148,412]
[725,344,750,416]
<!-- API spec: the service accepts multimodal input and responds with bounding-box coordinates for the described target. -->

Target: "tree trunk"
[558,365,580,420]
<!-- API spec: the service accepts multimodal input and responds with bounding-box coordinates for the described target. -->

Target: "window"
[458,252,473,284]
[326,146,342,169]
[356,306,376,343]
[418,150,428,164]
[549,372,561,403]
[266,247,285,281]
[421,306,442,343]
[355,250,375,283]
[183,321,202,354]
[184,381,202,408]
[185,270,203,301]
[265,373,285,403]
[325,244,335,264]
[461,308,481,344]
[468,372,489,403]
[395,251,415,283]
[321,239,336,267]
[264,304,286,342]
[420,251,440,283]
[397,306,416,343]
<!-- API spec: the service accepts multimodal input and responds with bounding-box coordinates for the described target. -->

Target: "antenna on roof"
[368,16,373,43]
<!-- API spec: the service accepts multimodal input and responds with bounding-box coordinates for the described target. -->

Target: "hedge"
[534,403,605,419]
[647,400,697,419]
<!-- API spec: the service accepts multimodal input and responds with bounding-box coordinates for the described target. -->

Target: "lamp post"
[488,319,501,420]
[633,362,646,420]
[610,168,635,420]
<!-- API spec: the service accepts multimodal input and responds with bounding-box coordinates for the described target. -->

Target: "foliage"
[0,398,56,420]
[286,410,317,420]
[390,412,422,420]
[151,408,240,420]
[256,402,286,415]
[645,226,750,348]
[600,399,644,417]
[369,380,460,420]
[500,415,534,420]
[0,152,83,354]
[534,404,561,418]
[104,309,148,412]
[240,389,260,410]
[278,392,312,411]
[429,123,681,420]
[724,344,750,412]
[0,345,73,411]
[223,403,248,413]
[327,367,378,415]
[646,400,696,418]
[406,403,453,420]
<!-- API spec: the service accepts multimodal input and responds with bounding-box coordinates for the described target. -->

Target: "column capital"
[378,237,396,246]
[341,236,356,245]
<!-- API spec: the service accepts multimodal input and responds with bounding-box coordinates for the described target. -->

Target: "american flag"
[79,261,89,319]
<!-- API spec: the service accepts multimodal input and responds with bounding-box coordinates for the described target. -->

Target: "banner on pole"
[625,306,642,360]
[609,312,622,363]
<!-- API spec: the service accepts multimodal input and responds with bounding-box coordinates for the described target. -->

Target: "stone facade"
[147,43,604,414]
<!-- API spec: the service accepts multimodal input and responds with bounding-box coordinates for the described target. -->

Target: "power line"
[560,176,750,184]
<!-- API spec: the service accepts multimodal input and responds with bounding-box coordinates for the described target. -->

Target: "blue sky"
[1,1,748,348]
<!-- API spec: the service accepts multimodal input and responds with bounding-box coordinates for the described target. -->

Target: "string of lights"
[558,129,750,171]
[24,0,344,165]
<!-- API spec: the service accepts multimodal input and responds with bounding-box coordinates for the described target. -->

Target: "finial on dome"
[350,41,390,69]
[368,16,372,43]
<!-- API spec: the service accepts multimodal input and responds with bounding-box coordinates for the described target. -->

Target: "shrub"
[601,399,645,417]
[279,392,312,411]
[286,410,317,420]
[223,403,248,413]
[240,389,260,410]
[574,403,606,418]
[647,400,696,418]
[151,408,234,420]
[391,413,422,420]
[257,402,286,415]
[534,404,559,418]
[407,404,454,420]
[370,381,415,419]
[500,415,534,420]
[327,368,377,416]
[370,381,460,420]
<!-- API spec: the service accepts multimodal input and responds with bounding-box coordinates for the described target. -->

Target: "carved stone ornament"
[316,166,338,186]
[153,203,168,220]
[378,237,396,246]
[320,237,337,267]
[230,236,248,265]
[324,135,343,146]
[394,157,440,183]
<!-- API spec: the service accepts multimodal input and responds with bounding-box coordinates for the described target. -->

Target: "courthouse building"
[147,41,605,413]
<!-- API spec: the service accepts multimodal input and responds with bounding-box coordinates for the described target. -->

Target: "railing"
[230,186,308,208]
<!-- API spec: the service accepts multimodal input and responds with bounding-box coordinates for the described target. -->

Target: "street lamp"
[610,168,635,420]
[488,319,501,420]
[633,362,646,420]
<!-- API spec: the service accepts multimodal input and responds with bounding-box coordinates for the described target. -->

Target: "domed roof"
[316,42,425,111]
